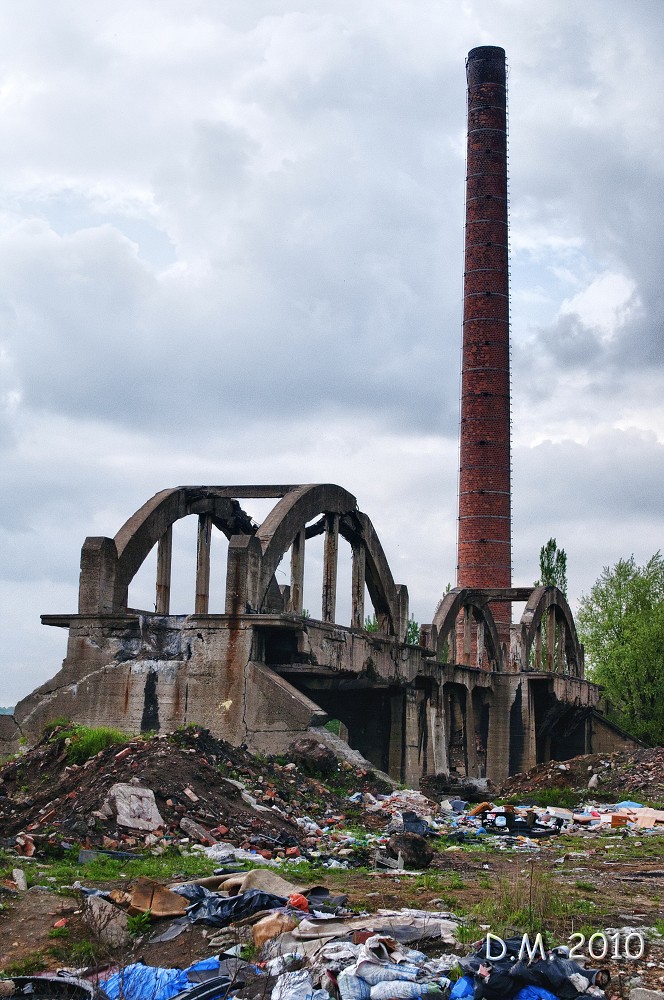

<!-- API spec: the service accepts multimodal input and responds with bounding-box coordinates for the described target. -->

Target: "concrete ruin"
[14,483,630,786]
[11,47,639,783]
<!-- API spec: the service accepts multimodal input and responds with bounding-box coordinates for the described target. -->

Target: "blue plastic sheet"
[104,958,221,1000]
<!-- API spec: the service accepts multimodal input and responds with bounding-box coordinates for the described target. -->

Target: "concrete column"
[546,606,556,671]
[322,513,339,623]
[351,540,365,628]
[476,620,485,669]
[155,525,172,615]
[289,527,305,614]
[78,536,118,614]
[463,606,472,664]
[556,620,565,673]
[523,680,537,770]
[388,692,405,782]
[225,535,262,614]
[430,690,449,774]
[465,686,478,776]
[195,513,212,614]
[486,684,512,784]
[403,688,421,787]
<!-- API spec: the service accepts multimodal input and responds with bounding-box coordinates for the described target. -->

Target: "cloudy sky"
[1,0,662,706]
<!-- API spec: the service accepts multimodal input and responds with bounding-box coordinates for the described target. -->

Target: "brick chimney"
[457,46,511,644]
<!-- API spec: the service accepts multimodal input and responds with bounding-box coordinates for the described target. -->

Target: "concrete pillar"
[195,513,212,614]
[322,513,339,623]
[476,620,485,669]
[388,691,405,782]
[485,684,512,784]
[523,680,537,770]
[351,540,365,628]
[463,606,472,665]
[430,690,449,774]
[78,536,118,614]
[403,688,421,787]
[155,525,172,615]
[226,534,262,615]
[465,686,478,776]
[556,620,565,673]
[546,606,556,671]
[288,527,305,614]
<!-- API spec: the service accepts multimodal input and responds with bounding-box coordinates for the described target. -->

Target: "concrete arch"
[225,484,407,637]
[519,586,584,676]
[79,486,255,613]
[256,484,357,602]
[431,588,502,670]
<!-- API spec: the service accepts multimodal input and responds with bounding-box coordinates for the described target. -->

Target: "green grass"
[63,725,129,764]
[0,952,48,976]
[574,880,597,892]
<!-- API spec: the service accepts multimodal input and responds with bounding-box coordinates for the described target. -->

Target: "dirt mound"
[501,746,664,803]
[0,726,389,856]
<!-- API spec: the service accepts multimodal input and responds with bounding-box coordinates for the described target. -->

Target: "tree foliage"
[578,552,664,745]
[535,538,568,595]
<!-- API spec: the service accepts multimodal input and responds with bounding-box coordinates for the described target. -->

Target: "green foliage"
[535,538,568,595]
[405,614,420,645]
[1,952,48,976]
[127,910,152,937]
[578,551,664,744]
[63,724,128,763]
[324,718,342,735]
[364,612,420,644]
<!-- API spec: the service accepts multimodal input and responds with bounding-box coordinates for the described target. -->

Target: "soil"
[501,748,664,804]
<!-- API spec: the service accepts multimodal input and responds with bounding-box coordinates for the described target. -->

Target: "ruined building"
[11,48,636,784]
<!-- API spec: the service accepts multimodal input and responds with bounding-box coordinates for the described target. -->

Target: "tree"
[577,552,664,745]
[534,537,568,595]
[530,539,568,670]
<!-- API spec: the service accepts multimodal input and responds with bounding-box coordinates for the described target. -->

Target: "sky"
[1,0,663,706]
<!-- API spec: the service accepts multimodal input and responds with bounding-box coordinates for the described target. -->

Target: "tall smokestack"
[457,46,511,643]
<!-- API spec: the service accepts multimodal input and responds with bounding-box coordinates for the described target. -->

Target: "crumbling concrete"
[12,484,634,789]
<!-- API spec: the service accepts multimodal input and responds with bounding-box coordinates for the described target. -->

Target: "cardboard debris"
[128,876,189,918]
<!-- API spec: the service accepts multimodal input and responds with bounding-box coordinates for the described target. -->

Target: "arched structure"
[19,483,623,789]
[519,586,584,677]
[77,484,409,640]
[431,588,503,670]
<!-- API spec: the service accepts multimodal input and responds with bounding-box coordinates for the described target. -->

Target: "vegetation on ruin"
[534,537,568,595]
[44,720,130,763]
[364,612,420,644]
[579,551,664,744]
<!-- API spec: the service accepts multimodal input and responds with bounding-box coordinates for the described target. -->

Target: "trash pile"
[451,937,611,1000]
[83,866,460,1000]
[0,728,392,864]
[501,748,664,803]
[72,869,620,1000]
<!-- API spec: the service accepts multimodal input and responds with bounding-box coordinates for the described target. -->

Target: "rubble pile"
[0,728,392,860]
[501,748,664,803]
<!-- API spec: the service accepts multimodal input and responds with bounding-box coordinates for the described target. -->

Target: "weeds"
[127,910,152,937]
[64,725,128,764]
[0,952,48,976]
